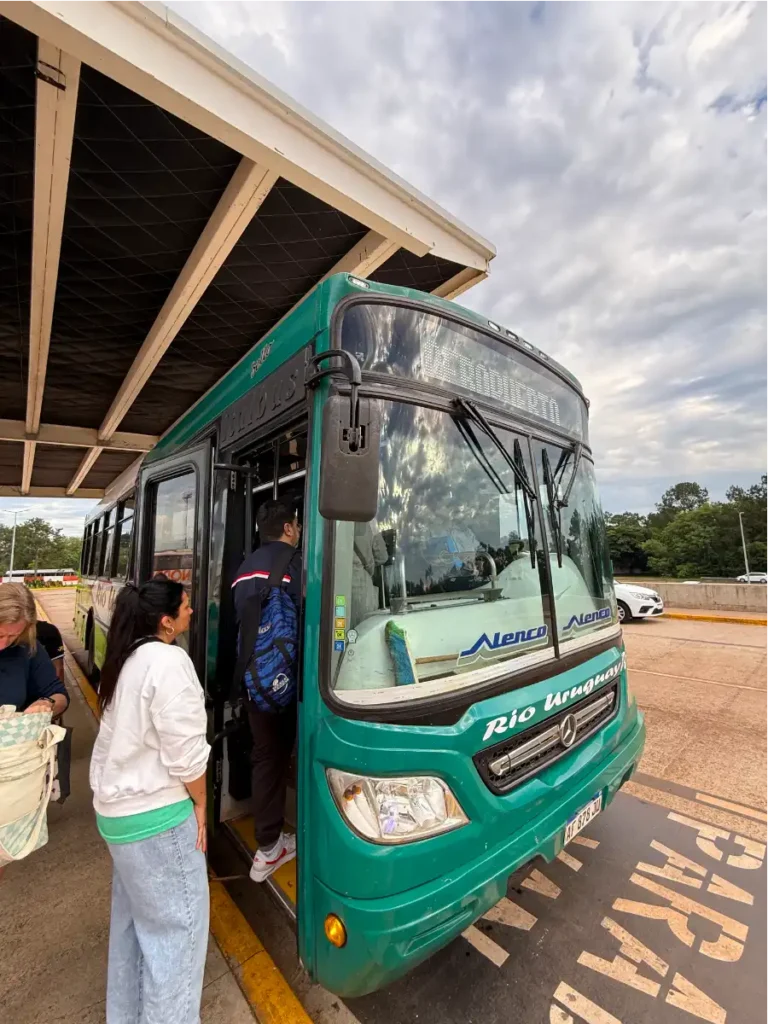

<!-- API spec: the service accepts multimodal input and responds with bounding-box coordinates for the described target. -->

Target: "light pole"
[0,507,31,580]
[738,512,750,579]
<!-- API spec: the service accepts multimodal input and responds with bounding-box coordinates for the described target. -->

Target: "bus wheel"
[617,601,632,623]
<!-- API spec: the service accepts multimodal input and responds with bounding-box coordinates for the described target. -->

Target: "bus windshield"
[328,303,615,706]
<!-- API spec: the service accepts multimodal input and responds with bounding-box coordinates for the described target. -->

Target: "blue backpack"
[235,546,298,712]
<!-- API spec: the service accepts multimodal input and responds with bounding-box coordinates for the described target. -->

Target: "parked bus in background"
[1,568,78,586]
[73,272,645,996]
[75,465,137,679]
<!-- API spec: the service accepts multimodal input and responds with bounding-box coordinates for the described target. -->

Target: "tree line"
[606,477,767,579]
[0,517,83,575]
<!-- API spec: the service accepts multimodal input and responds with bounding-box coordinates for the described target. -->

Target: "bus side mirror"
[319,394,380,522]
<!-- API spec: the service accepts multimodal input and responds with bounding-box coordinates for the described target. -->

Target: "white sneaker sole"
[249,845,296,883]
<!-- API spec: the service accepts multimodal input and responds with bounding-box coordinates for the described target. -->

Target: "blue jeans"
[105,812,209,1024]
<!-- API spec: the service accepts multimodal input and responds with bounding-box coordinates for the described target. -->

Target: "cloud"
[0,498,96,537]
[165,0,765,514]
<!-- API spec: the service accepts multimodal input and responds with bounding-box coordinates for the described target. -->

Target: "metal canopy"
[0,1,495,499]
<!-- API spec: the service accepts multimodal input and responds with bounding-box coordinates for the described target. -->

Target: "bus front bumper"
[311,713,645,997]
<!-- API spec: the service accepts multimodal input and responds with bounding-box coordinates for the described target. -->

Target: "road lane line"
[462,924,509,966]
[695,792,768,822]
[631,667,765,691]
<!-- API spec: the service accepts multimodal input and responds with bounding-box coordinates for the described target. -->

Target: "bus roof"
[0,1,495,501]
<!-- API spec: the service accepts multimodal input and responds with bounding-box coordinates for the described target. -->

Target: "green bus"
[78,271,645,997]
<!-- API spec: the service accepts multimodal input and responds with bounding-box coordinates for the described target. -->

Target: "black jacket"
[232,542,302,624]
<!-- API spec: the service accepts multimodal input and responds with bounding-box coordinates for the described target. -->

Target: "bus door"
[135,439,213,682]
[212,416,308,917]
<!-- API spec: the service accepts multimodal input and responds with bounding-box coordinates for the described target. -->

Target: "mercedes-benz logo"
[559,713,578,748]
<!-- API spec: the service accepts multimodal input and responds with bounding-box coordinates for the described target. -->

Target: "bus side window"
[89,517,103,576]
[146,472,197,653]
[147,472,196,588]
[115,496,135,580]
[81,524,92,576]
[97,510,112,577]
[103,511,117,578]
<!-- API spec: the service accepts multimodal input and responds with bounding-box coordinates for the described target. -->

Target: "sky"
[2,0,765,535]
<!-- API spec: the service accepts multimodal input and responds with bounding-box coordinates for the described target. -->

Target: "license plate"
[564,793,603,844]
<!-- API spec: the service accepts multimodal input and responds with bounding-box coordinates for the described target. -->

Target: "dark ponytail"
[99,577,185,711]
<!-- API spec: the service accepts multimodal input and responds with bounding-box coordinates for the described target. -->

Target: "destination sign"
[341,303,587,439]
[220,349,308,449]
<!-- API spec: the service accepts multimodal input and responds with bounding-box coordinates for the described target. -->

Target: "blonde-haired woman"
[0,583,68,716]
[0,582,69,879]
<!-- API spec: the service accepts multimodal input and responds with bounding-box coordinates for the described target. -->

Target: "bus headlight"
[326,769,468,844]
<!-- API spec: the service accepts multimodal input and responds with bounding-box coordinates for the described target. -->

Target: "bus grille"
[474,682,619,794]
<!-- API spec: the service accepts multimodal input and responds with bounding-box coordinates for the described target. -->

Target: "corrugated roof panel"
[82,449,138,489]
[369,250,466,293]
[0,16,35,423]
[41,63,242,429]
[0,441,23,486]
[120,179,368,434]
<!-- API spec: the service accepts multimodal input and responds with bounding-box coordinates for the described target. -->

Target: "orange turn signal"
[324,913,347,948]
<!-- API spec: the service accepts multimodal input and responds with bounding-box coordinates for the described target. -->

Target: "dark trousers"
[246,701,297,849]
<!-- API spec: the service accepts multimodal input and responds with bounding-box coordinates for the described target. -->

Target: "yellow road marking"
[551,982,623,1024]
[557,849,583,872]
[620,871,748,962]
[522,868,561,899]
[695,792,768,822]
[666,973,726,1024]
[572,835,600,849]
[482,896,537,931]
[461,924,509,966]
[621,781,767,843]
[668,811,767,868]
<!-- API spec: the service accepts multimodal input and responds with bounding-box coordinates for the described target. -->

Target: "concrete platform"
[0,593,257,1024]
[25,591,767,1024]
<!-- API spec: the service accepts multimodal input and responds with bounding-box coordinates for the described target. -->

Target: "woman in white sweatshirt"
[90,577,211,1024]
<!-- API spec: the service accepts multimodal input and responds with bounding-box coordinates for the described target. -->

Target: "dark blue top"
[232,541,302,623]
[0,642,69,712]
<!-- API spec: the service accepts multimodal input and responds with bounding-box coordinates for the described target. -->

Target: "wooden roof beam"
[66,446,104,496]
[97,157,278,442]
[0,420,157,451]
[24,39,80,495]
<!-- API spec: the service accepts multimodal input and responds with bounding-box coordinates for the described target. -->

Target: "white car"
[736,572,767,584]
[614,582,664,623]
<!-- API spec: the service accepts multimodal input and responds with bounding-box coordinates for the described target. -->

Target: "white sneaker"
[249,833,296,883]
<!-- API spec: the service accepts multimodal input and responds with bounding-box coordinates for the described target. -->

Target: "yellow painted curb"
[664,611,767,626]
[65,648,101,720]
[39,600,312,1024]
[211,882,313,1024]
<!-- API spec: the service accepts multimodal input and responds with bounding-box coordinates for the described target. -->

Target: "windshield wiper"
[453,398,538,567]
[542,442,583,567]
[552,443,583,509]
